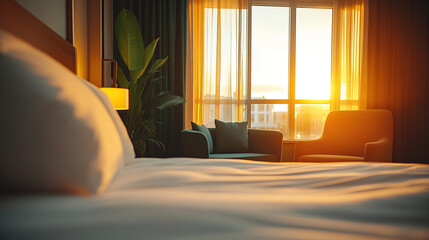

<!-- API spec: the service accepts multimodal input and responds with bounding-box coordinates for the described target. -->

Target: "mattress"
[1,158,429,240]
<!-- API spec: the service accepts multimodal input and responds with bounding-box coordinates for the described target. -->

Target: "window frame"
[248,0,334,140]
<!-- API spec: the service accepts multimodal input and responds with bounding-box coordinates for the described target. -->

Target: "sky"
[203,6,332,103]
[252,6,332,100]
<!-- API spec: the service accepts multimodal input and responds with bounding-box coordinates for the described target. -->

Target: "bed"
[1,1,428,239]
[2,158,429,239]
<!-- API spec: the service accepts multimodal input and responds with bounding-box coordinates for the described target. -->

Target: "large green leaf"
[140,38,159,76]
[115,9,145,72]
[149,57,168,73]
[128,38,159,85]
[117,65,129,88]
[151,92,186,110]
[129,69,144,84]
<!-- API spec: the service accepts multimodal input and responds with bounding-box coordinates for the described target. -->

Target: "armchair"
[182,128,283,162]
[294,110,394,162]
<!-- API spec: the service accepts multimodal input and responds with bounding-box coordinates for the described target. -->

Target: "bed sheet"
[1,158,429,240]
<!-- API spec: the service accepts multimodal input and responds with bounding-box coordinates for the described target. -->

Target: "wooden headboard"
[0,0,76,73]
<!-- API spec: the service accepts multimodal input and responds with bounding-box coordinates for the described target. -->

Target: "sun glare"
[251,6,290,99]
[252,7,332,100]
[296,8,332,100]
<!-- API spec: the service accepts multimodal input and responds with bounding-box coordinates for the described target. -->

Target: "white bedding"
[1,158,429,240]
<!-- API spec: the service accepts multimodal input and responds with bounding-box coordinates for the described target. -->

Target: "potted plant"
[115,9,185,156]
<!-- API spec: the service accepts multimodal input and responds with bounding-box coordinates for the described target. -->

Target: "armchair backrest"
[208,128,217,150]
[320,110,393,156]
[208,128,283,161]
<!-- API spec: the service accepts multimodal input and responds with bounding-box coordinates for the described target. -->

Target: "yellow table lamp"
[100,87,129,110]
[100,59,129,110]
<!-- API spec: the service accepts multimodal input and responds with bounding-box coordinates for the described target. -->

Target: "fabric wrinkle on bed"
[1,158,429,240]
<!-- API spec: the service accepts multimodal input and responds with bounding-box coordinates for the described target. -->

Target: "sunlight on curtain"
[188,0,247,127]
[333,0,367,110]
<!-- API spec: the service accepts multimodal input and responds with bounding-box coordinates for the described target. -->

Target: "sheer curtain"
[332,0,367,110]
[187,0,247,127]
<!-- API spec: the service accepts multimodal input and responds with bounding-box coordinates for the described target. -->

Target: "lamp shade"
[100,87,129,110]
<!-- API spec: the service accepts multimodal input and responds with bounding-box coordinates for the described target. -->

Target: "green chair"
[181,128,283,162]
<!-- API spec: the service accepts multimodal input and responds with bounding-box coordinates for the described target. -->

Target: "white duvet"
[1,158,429,240]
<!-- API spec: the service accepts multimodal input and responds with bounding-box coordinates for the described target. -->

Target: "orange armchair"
[294,110,394,162]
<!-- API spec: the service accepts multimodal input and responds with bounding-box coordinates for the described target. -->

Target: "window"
[189,0,366,139]
[258,114,264,122]
[250,2,333,139]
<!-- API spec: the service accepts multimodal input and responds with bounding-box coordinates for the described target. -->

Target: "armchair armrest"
[181,129,210,158]
[248,129,283,161]
[294,138,326,161]
[364,138,392,162]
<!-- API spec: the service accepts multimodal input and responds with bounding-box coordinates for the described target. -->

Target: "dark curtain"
[114,0,187,157]
[367,0,429,163]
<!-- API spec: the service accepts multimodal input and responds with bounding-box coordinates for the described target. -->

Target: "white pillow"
[80,79,135,164]
[0,30,130,195]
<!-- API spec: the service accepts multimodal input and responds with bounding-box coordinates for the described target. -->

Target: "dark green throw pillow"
[214,119,248,153]
[191,122,214,153]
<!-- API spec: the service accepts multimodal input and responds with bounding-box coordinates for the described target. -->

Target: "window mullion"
[247,2,252,126]
[288,1,297,139]
[330,5,336,111]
